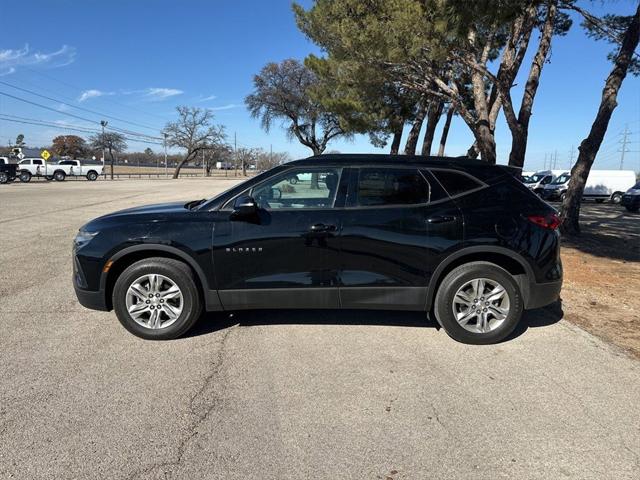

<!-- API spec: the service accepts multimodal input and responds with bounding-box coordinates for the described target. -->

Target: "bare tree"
[245,59,349,156]
[89,132,127,180]
[560,3,640,234]
[163,106,226,179]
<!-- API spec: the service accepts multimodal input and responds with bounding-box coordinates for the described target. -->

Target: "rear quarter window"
[431,170,483,197]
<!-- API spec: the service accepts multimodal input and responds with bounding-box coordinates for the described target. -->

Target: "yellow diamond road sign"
[41,149,51,161]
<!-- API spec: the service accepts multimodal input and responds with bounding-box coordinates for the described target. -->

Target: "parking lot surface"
[1,179,639,479]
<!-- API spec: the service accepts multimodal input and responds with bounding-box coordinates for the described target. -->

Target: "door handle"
[427,215,456,224]
[309,223,336,233]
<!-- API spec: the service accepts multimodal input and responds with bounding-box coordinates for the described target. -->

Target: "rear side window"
[431,170,483,197]
[355,168,429,206]
[33,160,43,165]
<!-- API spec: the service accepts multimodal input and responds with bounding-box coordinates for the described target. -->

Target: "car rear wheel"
[19,171,31,182]
[112,257,202,340]
[53,170,66,181]
[434,262,523,345]
[86,170,98,181]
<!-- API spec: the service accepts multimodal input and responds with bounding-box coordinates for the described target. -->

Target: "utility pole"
[569,145,575,170]
[543,153,547,170]
[202,149,205,177]
[553,150,558,170]
[163,133,168,178]
[619,124,630,170]
[100,120,109,180]
[234,132,238,177]
[270,144,273,171]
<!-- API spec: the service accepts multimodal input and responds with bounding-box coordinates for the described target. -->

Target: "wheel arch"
[426,246,534,312]
[100,244,210,311]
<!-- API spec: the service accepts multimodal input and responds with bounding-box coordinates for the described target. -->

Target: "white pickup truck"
[18,158,103,182]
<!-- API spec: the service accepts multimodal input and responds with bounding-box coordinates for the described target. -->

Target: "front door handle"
[427,215,456,224]
[309,223,337,233]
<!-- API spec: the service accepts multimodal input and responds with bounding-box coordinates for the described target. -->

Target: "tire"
[434,261,524,345]
[610,192,623,204]
[534,188,543,196]
[86,170,98,181]
[112,257,202,340]
[53,170,66,182]
[19,171,31,183]
[595,199,605,204]
[0,172,7,184]
[289,176,298,185]
[560,192,567,202]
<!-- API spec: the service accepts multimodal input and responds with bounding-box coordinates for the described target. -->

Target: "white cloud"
[210,103,239,111]
[196,94,218,102]
[78,89,115,102]
[144,87,184,101]
[0,44,76,75]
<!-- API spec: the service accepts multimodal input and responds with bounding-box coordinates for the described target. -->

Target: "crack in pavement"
[125,326,237,480]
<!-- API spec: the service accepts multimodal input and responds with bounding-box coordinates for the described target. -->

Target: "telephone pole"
[543,153,547,170]
[568,145,575,170]
[163,133,168,178]
[619,124,630,170]
[100,120,108,179]
[553,150,558,169]
[234,132,238,177]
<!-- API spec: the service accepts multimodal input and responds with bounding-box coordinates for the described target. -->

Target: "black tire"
[112,257,202,340]
[19,171,31,183]
[560,192,567,202]
[289,176,298,184]
[595,198,605,204]
[53,170,66,182]
[86,170,98,181]
[0,172,7,184]
[610,192,623,204]
[434,261,524,345]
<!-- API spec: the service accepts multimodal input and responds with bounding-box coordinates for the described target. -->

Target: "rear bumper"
[525,279,562,310]
[74,284,109,311]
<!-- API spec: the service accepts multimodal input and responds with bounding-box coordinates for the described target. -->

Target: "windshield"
[527,174,545,183]
[552,174,570,185]
[521,175,531,182]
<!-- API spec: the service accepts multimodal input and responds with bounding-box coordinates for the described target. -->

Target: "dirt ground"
[559,203,640,358]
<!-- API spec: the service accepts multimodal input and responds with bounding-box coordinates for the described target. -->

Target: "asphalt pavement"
[1,178,638,479]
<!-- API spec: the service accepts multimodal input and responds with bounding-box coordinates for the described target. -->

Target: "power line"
[0,90,162,141]
[20,65,170,122]
[0,115,164,146]
[0,79,161,133]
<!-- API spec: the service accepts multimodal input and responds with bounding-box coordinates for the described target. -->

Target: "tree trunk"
[560,3,640,235]
[421,101,444,156]
[508,1,557,169]
[437,107,454,156]
[404,102,428,155]
[109,149,114,180]
[173,152,194,179]
[389,126,403,154]
[474,125,497,164]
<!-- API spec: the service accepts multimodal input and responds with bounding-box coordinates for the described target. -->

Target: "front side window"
[252,168,341,210]
[552,174,570,184]
[19,159,31,165]
[355,168,429,207]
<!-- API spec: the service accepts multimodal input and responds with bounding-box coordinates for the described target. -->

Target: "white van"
[541,170,636,203]
[522,170,567,195]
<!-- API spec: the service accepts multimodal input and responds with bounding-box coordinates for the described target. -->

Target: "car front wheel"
[434,262,523,345]
[112,257,202,340]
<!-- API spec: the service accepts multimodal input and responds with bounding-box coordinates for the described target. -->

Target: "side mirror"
[230,195,258,220]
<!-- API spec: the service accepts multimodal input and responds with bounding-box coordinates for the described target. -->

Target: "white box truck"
[541,170,636,203]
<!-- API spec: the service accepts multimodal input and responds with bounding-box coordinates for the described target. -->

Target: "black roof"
[290,154,485,167]
[288,154,517,182]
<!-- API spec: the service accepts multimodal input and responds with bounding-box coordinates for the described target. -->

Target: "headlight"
[74,230,99,249]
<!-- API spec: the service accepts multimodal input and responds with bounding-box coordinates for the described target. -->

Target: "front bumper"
[541,189,562,201]
[621,194,640,209]
[74,284,109,311]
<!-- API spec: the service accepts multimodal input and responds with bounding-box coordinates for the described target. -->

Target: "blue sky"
[0,0,638,172]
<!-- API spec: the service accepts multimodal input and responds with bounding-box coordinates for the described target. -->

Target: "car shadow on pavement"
[185,299,564,343]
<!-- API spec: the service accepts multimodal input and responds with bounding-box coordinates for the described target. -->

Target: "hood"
[82,201,192,232]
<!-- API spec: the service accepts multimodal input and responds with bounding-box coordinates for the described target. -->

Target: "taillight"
[527,213,560,230]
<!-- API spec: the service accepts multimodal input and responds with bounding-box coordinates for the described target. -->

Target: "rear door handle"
[309,223,337,233]
[427,215,456,224]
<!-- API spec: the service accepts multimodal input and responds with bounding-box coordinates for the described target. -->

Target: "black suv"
[73,155,562,344]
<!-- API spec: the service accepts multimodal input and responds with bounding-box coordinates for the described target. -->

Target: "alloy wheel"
[125,274,184,330]
[452,278,511,334]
